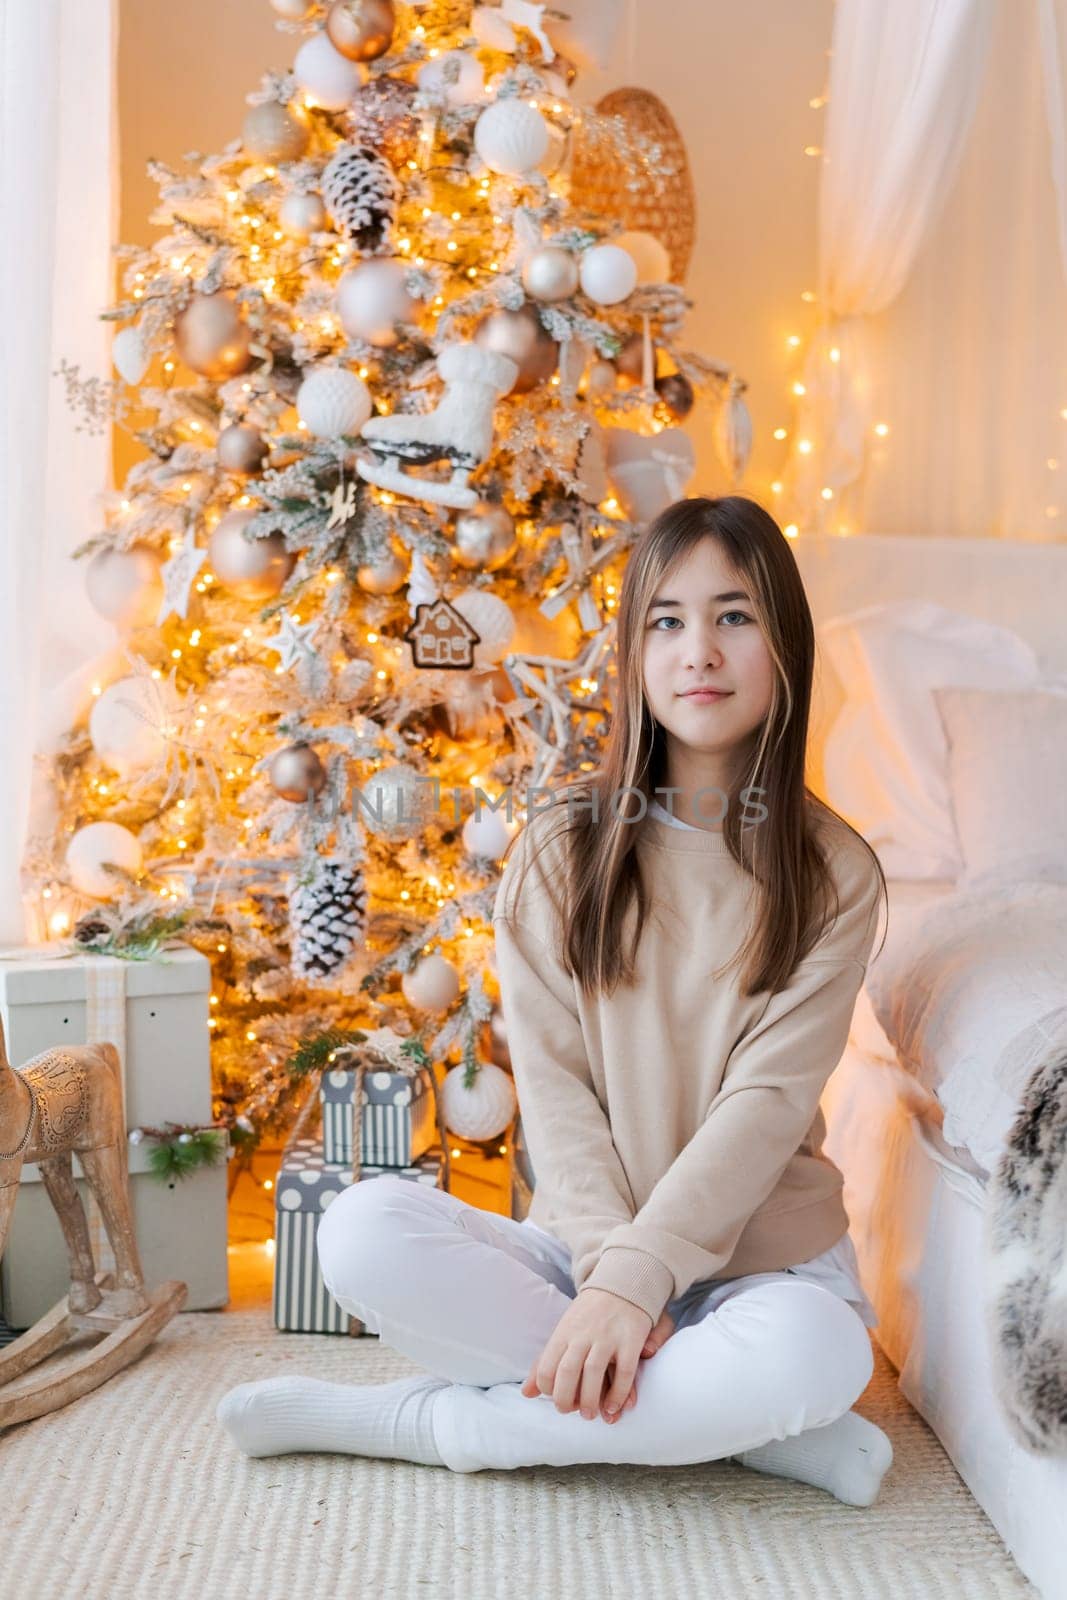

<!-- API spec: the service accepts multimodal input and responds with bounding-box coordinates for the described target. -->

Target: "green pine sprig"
[144,1126,228,1184]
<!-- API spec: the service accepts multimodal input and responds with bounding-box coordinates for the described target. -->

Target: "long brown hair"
[501,495,887,999]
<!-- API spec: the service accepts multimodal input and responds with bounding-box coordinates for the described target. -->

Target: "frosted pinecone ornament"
[321,144,398,251]
[289,856,368,984]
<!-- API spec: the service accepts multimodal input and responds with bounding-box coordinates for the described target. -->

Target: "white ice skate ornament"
[356,343,519,509]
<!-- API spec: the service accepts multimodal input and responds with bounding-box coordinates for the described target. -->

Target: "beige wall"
[117,1,834,501]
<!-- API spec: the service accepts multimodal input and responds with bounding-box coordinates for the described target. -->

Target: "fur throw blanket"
[985,1032,1067,1453]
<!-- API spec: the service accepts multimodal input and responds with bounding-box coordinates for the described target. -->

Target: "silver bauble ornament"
[241,101,309,163]
[579,243,638,306]
[269,742,327,803]
[279,191,327,238]
[293,31,365,111]
[440,1061,517,1142]
[336,259,415,347]
[474,305,557,394]
[401,953,460,1013]
[208,509,296,600]
[451,504,516,571]
[85,546,163,630]
[66,821,143,899]
[356,550,407,593]
[174,292,252,381]
[217,423,268,474]
[357,761,435,838]
[520,246,579,303]
[326,0,395,62]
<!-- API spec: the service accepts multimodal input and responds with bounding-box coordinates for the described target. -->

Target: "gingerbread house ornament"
[404,597,481,670]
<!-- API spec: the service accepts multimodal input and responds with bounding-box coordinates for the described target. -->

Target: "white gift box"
[0,945,228,1326]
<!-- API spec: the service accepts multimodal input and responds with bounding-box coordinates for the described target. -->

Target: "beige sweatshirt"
[492,803,882,1327]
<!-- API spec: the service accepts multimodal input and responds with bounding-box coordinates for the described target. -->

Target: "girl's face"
[641,537,776,768]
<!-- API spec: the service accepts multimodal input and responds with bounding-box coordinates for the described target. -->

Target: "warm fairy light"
[792,382,806,396]
[217,943,227,953]
[771,481,782,494]
[829,347,841,363]
[376,669,387,680]
[121,499,131,510]
[263,1179,273,1191]
[246,1030,257,1042]
[810,95,827,109]
[1048,458,1059,469]
[804,145,822,157]
[798,439,813,454]
[821,487,834,500]
[785,524,799,538]
[787,335,801,348]
[210,994,219,1006]
[92,683,102,696]
[164,361,174,373]
[50,912,71,936]
[171,648,181,659]
[801,289,817,303]
[773,427,788,440]
[366,631,378,643]
[447,241,457,251]
[874,422,890,437]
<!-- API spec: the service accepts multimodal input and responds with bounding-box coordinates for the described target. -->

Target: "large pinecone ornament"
[322,144,398,252]
[289,857,368,983]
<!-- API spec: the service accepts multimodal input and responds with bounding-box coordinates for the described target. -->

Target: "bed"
[793,534,1067,1600]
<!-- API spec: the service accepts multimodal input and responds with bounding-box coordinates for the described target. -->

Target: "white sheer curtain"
[0,0,117,943]
[782,0,997,526]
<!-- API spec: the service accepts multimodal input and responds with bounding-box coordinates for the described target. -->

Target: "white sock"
[216,1373,446,1466]
[735,1409,893,1507]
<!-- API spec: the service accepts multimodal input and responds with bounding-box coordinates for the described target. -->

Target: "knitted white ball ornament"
[473,99,549,176]
[440,1061,517,1141]
[296,368,373,438]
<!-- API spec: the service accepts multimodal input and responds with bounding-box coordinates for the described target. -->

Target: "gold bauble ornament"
[174,293,252,381]
[356,549,407,593]
[326,0,396,61]
[241,101,309,164]
[269,742,327,803]
[452,504,517,571]
[208,509,296,600]
[474,305,557,394]
[520,246,579,303]
[217,422,268,474]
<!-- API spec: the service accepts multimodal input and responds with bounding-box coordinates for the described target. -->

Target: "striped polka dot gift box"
[272,1135,445,1335]
[319,1064,438,1167]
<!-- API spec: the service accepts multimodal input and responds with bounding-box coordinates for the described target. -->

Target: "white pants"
[315,1175,875,1474]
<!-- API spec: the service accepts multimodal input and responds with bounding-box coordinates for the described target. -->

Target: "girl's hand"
[521,1287,653,1423]
[602,1308,677,1423]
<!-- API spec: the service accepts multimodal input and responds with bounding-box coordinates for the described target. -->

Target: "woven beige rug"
[0,1312,1034,1600]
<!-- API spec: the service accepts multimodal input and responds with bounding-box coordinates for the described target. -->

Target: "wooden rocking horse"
[0,1019,186,1429]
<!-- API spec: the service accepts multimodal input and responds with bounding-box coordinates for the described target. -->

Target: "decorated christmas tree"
[38,0,750,1179]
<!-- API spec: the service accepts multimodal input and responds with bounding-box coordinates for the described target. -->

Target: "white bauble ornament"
[579,243,638,306]
[401,953,460,1013]
[357,761,435,838]
[615,229,671,285]
[112,326,148,385]
[85,546,163,631]
[416,51,486,107]
[357,550,407,593]
[279,191,327,238]
[209,509,296,599]
[174,292,252,380]
[462,807,516,859]
[440,1061,517,1141]
[89,676,175,774]
[294,31,365,110]
[521,245,579,303]
[66,821,143,898]
[450,589,515,665]
[336,260,415,348]
[296,367,373,438]
[451,503,516,570]
[604,426,697,523]
[242,101,309,163]
[473,99,549,175]
[270,0,312,16]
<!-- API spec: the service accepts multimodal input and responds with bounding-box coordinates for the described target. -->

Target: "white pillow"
[933,684,1067,890]
[819,600,1040,879]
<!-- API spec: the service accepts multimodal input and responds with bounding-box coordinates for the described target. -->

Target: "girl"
[217,495,894,1506]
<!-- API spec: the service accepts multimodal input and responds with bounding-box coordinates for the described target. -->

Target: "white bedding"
[863,879,1067,1173]
[822,1042,1067,1600]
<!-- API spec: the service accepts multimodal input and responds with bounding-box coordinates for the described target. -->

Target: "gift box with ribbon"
[319,1062,438,1167]
[273,1134,445,1335]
